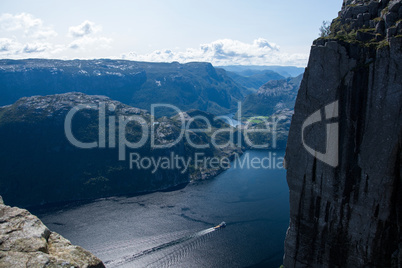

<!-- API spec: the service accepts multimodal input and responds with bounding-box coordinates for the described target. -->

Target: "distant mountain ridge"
[240,74,303,117]
[217,65,305,78]
[225,70,285,91]
[0,59,246,116]
[231,74,303,151]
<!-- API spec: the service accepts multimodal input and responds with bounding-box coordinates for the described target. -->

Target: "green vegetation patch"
[319,15,390,49]
[245,116,270,124]
[377,39,390,49]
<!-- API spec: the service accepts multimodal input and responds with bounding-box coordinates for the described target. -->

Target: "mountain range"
[217,65,305,78]
[240,74,303,118]
[0,58,301,207]
[0,59,246,117]
[225,70,285,92]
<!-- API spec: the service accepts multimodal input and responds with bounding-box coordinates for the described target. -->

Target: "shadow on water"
[30,182,189,217]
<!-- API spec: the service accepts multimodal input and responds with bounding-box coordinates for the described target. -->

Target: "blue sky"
[0,0,342,66]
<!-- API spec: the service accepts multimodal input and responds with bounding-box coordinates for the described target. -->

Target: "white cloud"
[23,42,52,53]
[0,38,18,52]
[0,14,305,66]
[0,13,57,39]
[0,38,56,56]
[68,20,101,38]
[68,36,112,50]
[0,13,41,31]
[121,38,308,67]
[253,38,280,50]
[0,15,113,58]
[67,20,111,51]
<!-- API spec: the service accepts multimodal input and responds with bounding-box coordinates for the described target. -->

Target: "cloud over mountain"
[0,13,307,66]
[122,38,308,66]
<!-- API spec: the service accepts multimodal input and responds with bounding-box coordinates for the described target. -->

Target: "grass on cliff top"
[317,17,390,49]
[324,17,358,42]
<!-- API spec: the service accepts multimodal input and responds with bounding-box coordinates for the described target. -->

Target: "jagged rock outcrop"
[284,0,402,267]
[337,0,402,43]
[0,196,105,267]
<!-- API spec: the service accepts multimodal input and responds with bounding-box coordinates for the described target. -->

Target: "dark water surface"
[37,150,289,268]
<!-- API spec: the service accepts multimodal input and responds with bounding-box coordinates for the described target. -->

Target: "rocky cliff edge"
[0,196,105,267]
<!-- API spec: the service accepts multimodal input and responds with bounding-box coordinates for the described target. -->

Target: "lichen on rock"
[0,196,105,268]
[323,0,402,48]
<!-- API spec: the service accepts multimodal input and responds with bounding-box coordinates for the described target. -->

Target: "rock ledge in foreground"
[0,196,105,268]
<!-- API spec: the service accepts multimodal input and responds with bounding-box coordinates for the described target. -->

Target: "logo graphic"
[63,102,286,170]
[301,101,339,167]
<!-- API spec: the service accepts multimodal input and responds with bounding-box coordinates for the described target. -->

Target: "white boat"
[214,222,226,229]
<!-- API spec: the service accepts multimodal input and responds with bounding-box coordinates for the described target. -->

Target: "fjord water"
[37,150,289,267]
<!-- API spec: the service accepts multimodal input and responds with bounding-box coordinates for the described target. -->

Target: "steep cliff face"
[284,0,402,267]
[0,196,105,267]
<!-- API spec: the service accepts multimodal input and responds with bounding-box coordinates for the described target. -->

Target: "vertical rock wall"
[284,0,402,267]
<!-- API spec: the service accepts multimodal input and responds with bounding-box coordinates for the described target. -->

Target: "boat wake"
[104,222,226,267]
